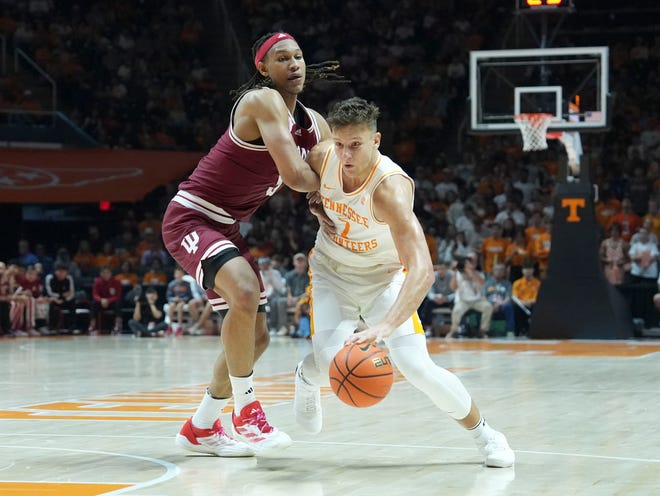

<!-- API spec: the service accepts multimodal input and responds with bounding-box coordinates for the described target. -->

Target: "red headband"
[254,32,297,68]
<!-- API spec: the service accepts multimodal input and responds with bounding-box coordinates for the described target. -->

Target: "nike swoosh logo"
[323,183,335,190]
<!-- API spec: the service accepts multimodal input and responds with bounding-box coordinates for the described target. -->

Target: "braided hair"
[230,32,346,100]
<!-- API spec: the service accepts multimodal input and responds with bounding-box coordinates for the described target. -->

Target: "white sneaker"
[477,430,515,468]
[176,417,254,457]
[294,362,322,434]
[231,400,292,454]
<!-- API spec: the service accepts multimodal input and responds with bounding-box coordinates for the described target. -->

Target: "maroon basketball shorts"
[162,201,265,312]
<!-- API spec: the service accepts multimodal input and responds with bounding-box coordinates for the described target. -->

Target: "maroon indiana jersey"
[162,91,322,309]
[173,92,321,222]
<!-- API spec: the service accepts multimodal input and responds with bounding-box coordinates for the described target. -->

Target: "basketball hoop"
[514,114,582,175]
[513,113,555,151]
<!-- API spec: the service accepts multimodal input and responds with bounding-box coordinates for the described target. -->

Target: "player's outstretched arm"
[347,175,435,344]
[242,88,320,192]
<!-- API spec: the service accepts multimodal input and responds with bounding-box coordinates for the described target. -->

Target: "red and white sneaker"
[176,417,254,457]
[231,401,292,454]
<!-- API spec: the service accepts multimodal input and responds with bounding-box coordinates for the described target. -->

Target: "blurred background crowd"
[1,0,659,337]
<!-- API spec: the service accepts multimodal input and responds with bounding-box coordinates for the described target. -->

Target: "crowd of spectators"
[2,2,660,337]
[0,195,320,337]
[240,0,494,165]
[0,0,223,149]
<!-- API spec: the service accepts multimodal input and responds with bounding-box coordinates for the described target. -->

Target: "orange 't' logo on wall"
[561,198,585,222]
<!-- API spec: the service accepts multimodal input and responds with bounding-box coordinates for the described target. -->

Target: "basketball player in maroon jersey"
[162,32,341,456]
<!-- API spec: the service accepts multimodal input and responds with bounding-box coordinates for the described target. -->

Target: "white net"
[514,113,554,151]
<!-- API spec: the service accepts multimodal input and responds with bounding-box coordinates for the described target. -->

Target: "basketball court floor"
[1,334,658,496]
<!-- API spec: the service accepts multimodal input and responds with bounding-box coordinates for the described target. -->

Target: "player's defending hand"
[345,322,395,345]
[306,191,334,237]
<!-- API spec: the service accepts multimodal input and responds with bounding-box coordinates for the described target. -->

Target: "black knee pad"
[200,248,242,290]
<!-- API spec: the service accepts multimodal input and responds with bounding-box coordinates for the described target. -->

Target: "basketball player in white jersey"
[294,97,515,468]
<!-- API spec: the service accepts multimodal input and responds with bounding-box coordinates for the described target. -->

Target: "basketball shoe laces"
[198,422,232,445]
[244,405,274,433]
[296,368,320,412]
[303,390,318,412]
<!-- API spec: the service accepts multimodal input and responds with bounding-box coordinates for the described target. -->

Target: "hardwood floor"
[1,335,659,495]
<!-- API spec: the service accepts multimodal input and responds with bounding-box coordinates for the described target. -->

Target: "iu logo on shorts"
[181,231,200,254]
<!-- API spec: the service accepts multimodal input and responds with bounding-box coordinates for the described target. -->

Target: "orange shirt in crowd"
[142,271,167,285]
[116,272,139,287]
[531,232,552,271]
[643,213,660,240]
[481,236,510,274]
[512,276,541,303]
[595,198,621,227]
[94,253,120,270]
[118,249,140,269]
[607,212,642,242]
[524,226,547,247]
[505,242,529,268]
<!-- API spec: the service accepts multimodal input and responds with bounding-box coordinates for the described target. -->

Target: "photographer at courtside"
[446,253,493,339]
[128,286,168,337]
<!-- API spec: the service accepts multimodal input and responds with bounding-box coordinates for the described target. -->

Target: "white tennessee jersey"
[314,147,414,268]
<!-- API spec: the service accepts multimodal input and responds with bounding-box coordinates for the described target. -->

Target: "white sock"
[469,417,494,443]
[230,372,257,412]
[172,323,180,331]
[191,389,230,429]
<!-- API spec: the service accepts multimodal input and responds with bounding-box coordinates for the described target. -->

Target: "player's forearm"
[282,165,320,192]
[265,131,320,192]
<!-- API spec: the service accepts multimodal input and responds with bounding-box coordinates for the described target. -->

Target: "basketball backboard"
[469,46,609,133]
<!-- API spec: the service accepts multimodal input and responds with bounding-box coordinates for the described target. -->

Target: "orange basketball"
[329,343,394,408]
